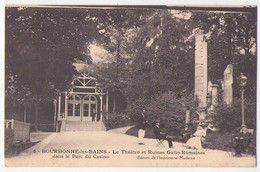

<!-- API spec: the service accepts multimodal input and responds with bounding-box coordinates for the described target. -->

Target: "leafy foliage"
[212,98,256,131]
[5,7,98,99]
[132,92,198,136]
[5,7,102,127]
[103,112,131,130]
[126,97,151,123]
[124,10,194,105]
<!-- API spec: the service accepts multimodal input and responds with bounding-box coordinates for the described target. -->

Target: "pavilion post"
[100,94,103,122]
[106,93,109,119]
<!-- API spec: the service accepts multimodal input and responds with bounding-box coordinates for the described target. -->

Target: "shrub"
[104,112,131,130]
[126,97,151,123]
[5,128,14,156]
[212,98,256,131]
[142,92,197,136]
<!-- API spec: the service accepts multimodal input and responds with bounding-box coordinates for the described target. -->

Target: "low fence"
[5,119,30,142]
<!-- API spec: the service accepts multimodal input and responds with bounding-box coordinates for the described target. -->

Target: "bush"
[204,131,233,151]
[126,97,151,123]
[104,112,131,130]
[5,128,14,156]
[136,92,197,136]
[212,98,256,131]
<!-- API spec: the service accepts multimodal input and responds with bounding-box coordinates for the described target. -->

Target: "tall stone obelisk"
[222,64,233,105]
[194,29,208,120]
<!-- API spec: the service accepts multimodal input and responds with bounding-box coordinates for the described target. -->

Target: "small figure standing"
[137,109,147,145]
[91,108,96,122]
[153,121,173,148]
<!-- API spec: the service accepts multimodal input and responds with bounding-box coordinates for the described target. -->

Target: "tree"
[190,11,257,99]
[125,9,194,106]
[145,92,197,135]
[87,9,150,112]
[5,7,102,129]
[83,9,195,113]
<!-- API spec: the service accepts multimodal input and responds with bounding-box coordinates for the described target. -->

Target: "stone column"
[207,81,212,108]
[194,29,208,120]
[207,81,213,95]
[206,93,212,107]
[211,84,219,107]
[185,109,191,124]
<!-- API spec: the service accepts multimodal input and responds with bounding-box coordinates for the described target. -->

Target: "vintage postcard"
[4,4,257,167]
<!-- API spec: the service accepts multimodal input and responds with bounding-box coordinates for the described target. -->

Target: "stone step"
[65,121,101,123]
[65,123,104,126]
[63,121,106,131]
[65,127,104,131]
[65,124,104,127]
[65,128,105,131]
[66,121,101,124]
[66,124,103,127]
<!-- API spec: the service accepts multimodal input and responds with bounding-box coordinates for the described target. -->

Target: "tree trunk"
[244,27,250,57]
[23,104,27,123]
[226,18,232,63]
[113,94,116,113]
[116,41,121,74]
[28,103,32,124]
[34,103,39,131]
[53,99,57,129]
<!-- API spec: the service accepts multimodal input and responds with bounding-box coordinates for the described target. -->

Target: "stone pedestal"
[185,110,191,124]
[211,84,219,107]
[207,81,212,108]
[198,109,207,121]
[206,93,212,106]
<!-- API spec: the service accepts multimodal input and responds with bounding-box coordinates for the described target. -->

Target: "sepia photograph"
[3,4,257,167]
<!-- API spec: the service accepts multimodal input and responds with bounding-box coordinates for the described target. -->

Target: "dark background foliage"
[212,98,256,131]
